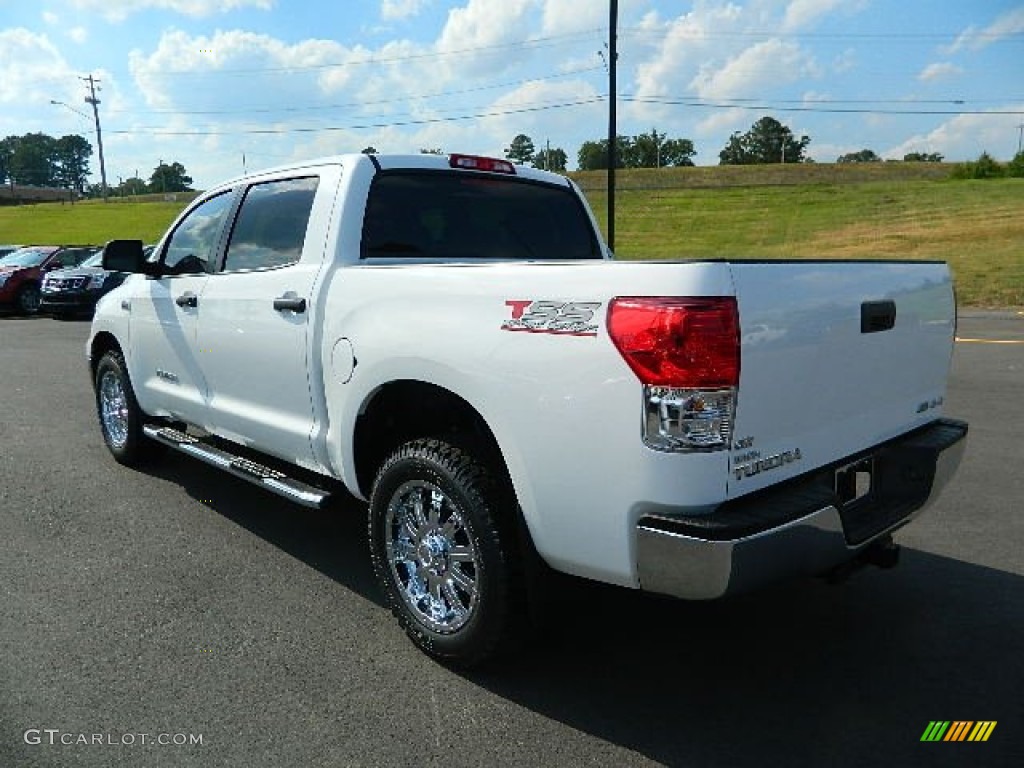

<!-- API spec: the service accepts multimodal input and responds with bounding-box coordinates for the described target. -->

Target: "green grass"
[0,197,191,246]
[0,165,1020,306]
[578,170,1023,308]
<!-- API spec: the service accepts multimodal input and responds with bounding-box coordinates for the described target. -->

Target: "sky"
[1,0,1022,189]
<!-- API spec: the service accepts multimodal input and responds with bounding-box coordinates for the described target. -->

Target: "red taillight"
[607,297,740,388]
[448,154,517,174]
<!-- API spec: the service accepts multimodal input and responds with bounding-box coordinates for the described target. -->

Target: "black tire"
[368,438,522,667]
[94,350,165,466]
[16,284,40,314]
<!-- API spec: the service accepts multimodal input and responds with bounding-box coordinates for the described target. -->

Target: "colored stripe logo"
[921,721,997,742]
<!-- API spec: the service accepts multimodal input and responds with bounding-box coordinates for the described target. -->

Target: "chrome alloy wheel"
[98,370,130,449]
[384,479,482,634]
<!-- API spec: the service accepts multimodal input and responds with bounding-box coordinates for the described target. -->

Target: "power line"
[138,29,607,78]
[103,65,605,116]
[620,27,1024,42]
[102,97,607,137]
[622,95,1024,116]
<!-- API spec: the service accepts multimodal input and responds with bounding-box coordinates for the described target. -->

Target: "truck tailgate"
[726,261,956,499]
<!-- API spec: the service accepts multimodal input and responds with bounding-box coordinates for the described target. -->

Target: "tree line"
[0,132,193,198]
[501,117,958,171]
[0,133,92,193]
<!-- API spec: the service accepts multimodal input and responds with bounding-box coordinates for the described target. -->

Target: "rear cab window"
[360,171,600,261]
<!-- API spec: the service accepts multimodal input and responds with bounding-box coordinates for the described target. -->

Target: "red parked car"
[0,246,97,314]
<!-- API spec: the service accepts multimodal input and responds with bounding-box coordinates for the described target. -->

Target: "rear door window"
[223,177,319,272]
[361,172,599,261]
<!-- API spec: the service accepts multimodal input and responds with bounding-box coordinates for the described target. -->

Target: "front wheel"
[368,438,521,667]
[16,284,40,314]
[94,350,165,466]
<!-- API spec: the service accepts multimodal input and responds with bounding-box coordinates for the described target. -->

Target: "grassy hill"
[0,196,191,246]
[576,168,1022,307]
[0,164,1019,306]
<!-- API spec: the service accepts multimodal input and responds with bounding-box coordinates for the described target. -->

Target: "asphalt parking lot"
[1,312,1021,767]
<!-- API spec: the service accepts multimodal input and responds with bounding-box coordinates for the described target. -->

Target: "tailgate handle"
[861,300,896,333]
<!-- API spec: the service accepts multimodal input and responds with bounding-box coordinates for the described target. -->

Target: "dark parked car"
[0,246,97,314]
[40,248,131,318]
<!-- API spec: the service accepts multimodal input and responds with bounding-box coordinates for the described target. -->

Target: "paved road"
[1,312,1021,767]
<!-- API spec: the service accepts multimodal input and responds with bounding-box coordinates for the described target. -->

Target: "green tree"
[9,133,58,186]
[903,151,944,162]
[361,146,378,155]
[54,134,92,193]
[531,147,567,172]
[419,148,443,155]
[630,129,697,168]
[149,161,193,193]
[837,149,881,163]
[576,136,632,170]
[719,117,810,165]
[951,151,1004,180]
[661,138,697,167]
[117,176,148,196]
[1007,151,1024,178]
[504,134,535,165]
[0,136,14,189]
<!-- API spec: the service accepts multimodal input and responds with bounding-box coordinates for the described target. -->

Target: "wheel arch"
[89,331,124,380]
[353,379,506,498]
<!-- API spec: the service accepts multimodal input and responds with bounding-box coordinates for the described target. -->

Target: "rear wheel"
[368,438,522,667]
[94,350,165,466]
[16,284,40,314]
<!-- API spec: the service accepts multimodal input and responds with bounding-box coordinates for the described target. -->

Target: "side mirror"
[102,239,150,274]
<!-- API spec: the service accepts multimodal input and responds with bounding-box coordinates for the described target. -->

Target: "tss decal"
[502,300,601,337]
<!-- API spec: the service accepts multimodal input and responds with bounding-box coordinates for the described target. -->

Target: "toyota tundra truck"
[88,152,967,666]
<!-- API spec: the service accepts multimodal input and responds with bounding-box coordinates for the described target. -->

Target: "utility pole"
[82,74,108,200]
[607,0,618,251]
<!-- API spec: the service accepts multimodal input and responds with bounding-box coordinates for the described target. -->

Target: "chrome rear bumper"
[636,419,967,600]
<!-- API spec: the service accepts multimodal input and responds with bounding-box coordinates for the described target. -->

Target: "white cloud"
[948,7,1024,52]
[42,11,60,25]
[695,107,749,138]
[0,29,74,106]
[782,0,843,32]
[381,0,430,22]
[887,108,1024,161]
[539,0,607,37]
[632,4,745,101]
[437,0,535,53]
[70,0,273,23]
[69,27,89,44]
[690,39,818,100]
[486,78,602,137]
[129,29,358,110]
[917,62,962,82]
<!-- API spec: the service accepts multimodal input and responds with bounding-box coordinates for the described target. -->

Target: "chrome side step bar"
[142,425,331,509]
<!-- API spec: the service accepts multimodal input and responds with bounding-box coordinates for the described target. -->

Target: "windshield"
[81,252,103,268]
[0,248,52,268]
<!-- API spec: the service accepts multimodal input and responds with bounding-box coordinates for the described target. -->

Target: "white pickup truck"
[89,152,967,665]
